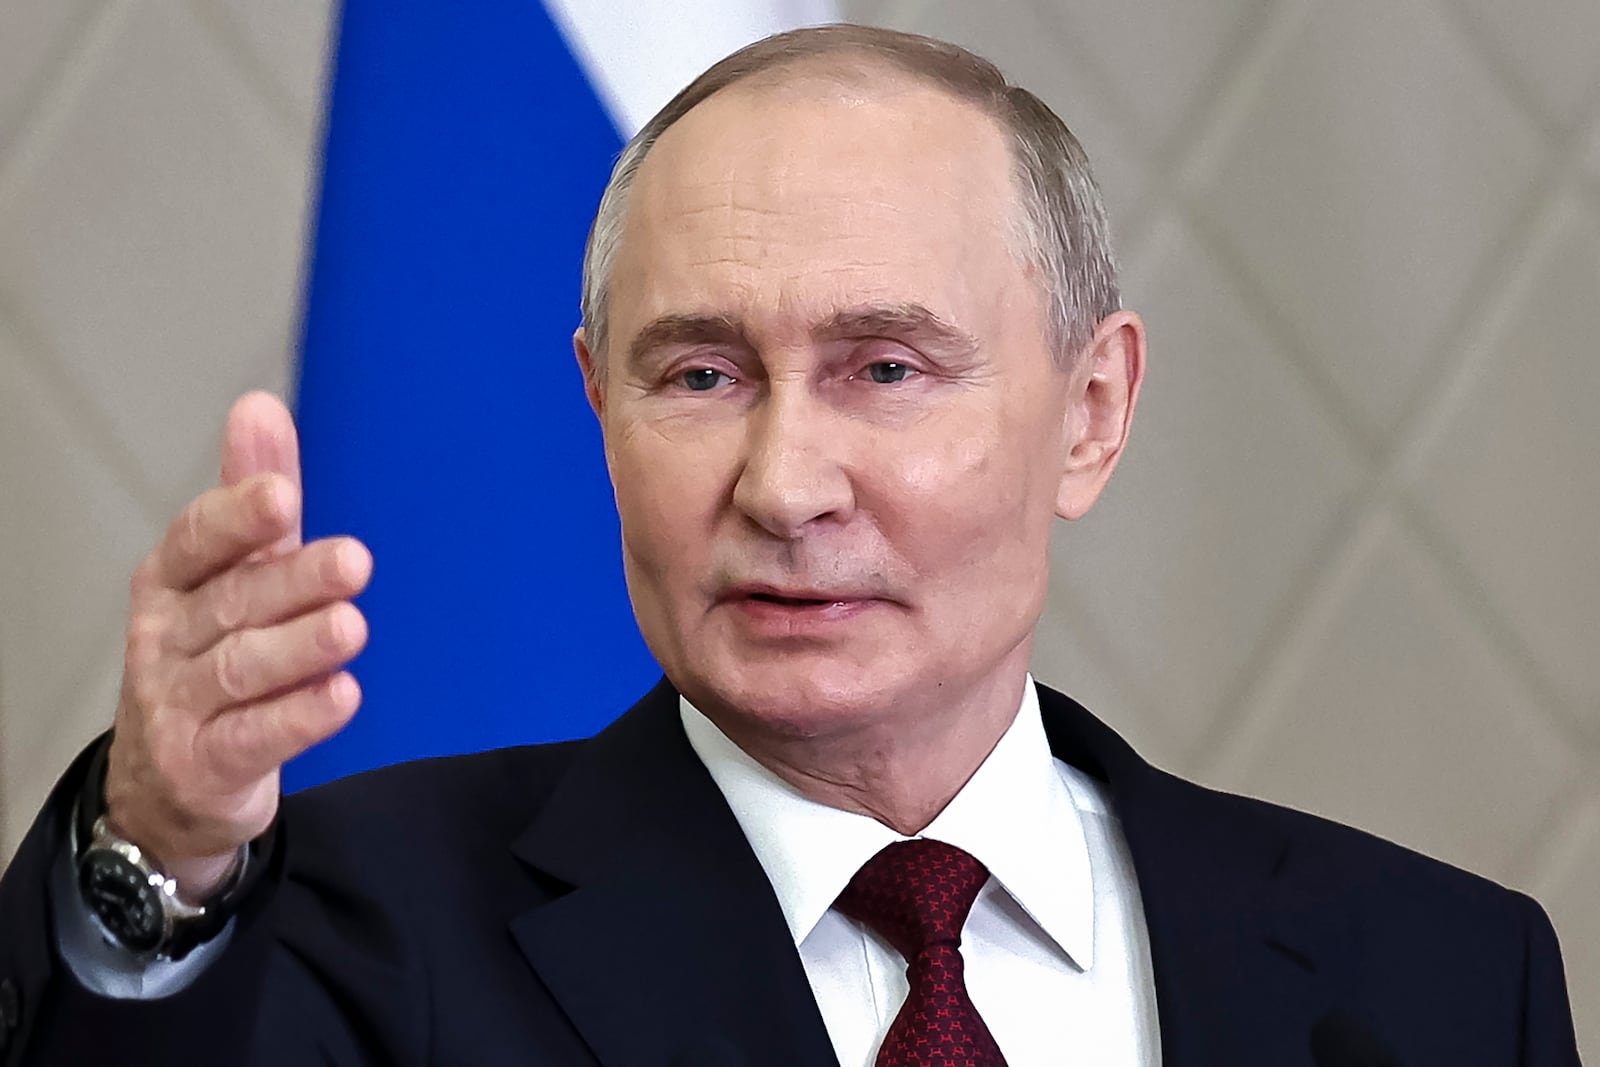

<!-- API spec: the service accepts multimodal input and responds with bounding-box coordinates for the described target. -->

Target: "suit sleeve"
[1514,891,1582,1066]
[0,741,422,1067]
[0,740,276,1066]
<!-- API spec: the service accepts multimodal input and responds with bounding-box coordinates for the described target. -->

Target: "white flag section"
[545,0,841,136]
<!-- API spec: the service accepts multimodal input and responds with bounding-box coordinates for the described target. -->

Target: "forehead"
[609,68,1027,344]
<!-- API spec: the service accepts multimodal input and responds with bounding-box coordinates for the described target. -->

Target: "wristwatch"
[71,737,267,961]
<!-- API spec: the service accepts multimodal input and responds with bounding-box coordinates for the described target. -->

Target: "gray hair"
[579,24,1119,372]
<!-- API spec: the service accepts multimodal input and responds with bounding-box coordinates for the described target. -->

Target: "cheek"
[876,412,1058,586]
[609,421,727,579]
[904,420,1028,514]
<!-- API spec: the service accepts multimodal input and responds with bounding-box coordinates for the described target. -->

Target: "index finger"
[155,474,298,593]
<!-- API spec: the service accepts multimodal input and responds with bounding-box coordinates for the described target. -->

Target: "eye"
[679,367,732,392]
[862,361,916,385]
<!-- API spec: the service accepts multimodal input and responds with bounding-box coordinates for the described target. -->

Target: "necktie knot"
[835,839,991,963]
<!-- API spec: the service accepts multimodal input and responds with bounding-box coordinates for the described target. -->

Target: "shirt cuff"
[50,831,235,1000]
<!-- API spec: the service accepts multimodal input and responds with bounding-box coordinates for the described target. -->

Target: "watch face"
[80,851,165,954]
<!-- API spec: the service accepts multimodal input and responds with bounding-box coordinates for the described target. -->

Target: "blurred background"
[0,0,1594,1049]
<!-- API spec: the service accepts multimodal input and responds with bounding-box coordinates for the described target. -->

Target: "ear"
[573,327,605,420]
[1056,309,1146,521]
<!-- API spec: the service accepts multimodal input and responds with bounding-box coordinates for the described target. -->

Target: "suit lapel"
[509,677,1349,1066]
[1036,683,1351,1066]
[508,679,837,1067]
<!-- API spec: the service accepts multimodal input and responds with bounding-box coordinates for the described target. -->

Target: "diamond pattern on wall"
[209,0,339,133]
[1042,0,1269,160]
[0,328,159,813]
[1223,515,1581,877]
[1411,194,1600,720]
[1447,0,1600,133]
[1191,0,1547,439]
[0,0,96,161]
[0,1,310,521]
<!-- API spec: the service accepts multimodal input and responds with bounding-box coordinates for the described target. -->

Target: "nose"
[731,383,855,540]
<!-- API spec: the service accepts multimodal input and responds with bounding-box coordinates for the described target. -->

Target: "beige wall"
[0,0,1594,1049]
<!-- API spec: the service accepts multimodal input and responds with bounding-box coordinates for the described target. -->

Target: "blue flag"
[287,1,833,791]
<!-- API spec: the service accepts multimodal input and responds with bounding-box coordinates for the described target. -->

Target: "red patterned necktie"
[835,839,1010,1067]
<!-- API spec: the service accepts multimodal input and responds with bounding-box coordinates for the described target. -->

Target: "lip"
[725,582,865,603]
[720,584,883,637]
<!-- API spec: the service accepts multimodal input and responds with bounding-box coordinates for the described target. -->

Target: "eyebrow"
[626,302,980,367]
[626,313,747,369]
[814,303,980,362]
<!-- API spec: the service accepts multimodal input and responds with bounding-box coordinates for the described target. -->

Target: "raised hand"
[103,392,373,901]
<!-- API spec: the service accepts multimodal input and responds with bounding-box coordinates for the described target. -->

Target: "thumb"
[220,391,303,550]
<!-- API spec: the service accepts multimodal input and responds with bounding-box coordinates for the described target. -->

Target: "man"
[0,23,1580,1067]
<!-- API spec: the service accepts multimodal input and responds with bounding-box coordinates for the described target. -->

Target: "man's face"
[581,70,1133,735]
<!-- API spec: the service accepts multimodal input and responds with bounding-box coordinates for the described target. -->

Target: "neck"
[706,664,1031,836]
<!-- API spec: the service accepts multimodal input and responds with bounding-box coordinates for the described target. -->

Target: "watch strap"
[74,734,277,961]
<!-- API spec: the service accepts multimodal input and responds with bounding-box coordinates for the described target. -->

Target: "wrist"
[161,850,244,906]
[99,743,250,905]
[73,736,271,961]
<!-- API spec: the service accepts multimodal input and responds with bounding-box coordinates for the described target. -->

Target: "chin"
[675,645,920,740]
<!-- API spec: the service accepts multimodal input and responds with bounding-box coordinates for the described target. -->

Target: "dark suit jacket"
[0,679,1581,1066]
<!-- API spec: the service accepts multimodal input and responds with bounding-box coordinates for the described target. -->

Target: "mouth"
[721,585,883,633]
[744,592,843,607]
[728,584,867,607]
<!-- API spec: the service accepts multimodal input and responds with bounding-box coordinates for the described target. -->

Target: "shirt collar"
[679,675,1096,970]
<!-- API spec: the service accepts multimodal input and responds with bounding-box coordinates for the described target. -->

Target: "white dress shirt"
[680,676,1162,1067]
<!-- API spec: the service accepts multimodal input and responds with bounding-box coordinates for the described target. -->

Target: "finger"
[219,392,303,558]
[184,601,368,715]
[155,474,301,593]
[220,391,301,488]
[174,536,374,656]
[197,672,361,786]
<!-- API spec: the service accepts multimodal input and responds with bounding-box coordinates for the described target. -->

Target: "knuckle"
[176,498,208,562]
[208,570,251,633]
[211,634,252,705]
[125,612,167,669]
[189,718,238,781]
[253,475,294,534]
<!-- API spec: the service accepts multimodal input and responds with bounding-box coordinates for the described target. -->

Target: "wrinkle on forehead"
[660,201,934,273]
[606,64,1041,358]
